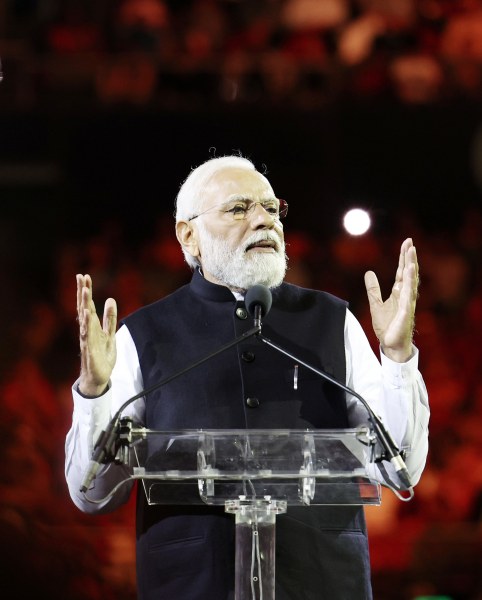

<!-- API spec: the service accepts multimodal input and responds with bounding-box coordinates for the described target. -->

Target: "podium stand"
[116,424,381,600]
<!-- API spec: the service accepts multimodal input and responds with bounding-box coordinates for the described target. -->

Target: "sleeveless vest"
[123,270,372,600]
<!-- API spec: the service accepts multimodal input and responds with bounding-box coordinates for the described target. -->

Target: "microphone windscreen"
[245,285,273,317]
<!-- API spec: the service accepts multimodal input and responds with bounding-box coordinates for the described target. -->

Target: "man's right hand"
[76,274,117,397]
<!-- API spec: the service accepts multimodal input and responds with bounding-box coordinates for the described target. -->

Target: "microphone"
[374,425,413,490]
[245,284,272,327]
[80,419,120,493]
[245,284,273,317]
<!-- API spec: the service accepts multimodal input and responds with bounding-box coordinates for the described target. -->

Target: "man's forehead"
[205,167,274,200]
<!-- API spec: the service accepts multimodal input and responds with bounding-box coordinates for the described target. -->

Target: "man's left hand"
[364,238,419,363]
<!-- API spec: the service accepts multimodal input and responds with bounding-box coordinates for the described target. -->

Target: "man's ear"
[176,220,200,260]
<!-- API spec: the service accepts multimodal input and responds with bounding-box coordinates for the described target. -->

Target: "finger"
[412,245,419,283]
[399,255,419,312]
[103,298,117,337]
[79,307,90,339]
[81,279,96,315]
[400,237,413,254]
[364,270,382,305]
[405,244,419,279]
[391,238,414,297]
[395,239,411,285]
[401,246,419,294]
[84,274,95,308]
[76,274,85,317]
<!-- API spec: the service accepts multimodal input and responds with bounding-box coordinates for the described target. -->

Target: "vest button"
[236,307,248,320]
[246,397,260,408]
[241,351,255,363]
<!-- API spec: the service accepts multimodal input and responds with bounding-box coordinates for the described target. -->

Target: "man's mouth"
[245,239,277,252]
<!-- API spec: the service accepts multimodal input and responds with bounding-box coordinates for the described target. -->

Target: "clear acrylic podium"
[119,424,382,600]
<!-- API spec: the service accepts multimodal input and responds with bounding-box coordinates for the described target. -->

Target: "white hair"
[175,155,257,268]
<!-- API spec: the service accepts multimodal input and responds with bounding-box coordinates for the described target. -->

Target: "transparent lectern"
[115,422,383,600]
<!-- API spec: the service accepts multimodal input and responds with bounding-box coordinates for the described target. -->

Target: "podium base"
[225,498,287,600]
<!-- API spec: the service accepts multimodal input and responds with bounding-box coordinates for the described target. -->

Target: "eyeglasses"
[188,198,288,222]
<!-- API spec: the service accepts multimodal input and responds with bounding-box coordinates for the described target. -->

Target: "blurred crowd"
[1,199,482,599]
[3,0,482,108]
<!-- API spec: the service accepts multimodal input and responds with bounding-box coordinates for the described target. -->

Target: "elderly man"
[66,155,429,600]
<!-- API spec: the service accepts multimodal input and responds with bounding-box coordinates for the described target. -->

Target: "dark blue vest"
[123,271,372,599]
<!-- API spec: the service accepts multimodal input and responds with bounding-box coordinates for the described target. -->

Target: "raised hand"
[364,238,419,363]
[77,274,117,397]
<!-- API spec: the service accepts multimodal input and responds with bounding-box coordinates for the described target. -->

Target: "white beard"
[197,225,287,291]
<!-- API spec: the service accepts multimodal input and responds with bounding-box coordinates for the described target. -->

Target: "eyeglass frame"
[187,197,288,222]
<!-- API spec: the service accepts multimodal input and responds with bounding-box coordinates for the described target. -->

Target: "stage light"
[343,208,371,236]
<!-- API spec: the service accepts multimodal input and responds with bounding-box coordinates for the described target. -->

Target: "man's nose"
[249,203,275,228]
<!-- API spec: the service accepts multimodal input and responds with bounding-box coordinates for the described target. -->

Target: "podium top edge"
[128,426,372,435]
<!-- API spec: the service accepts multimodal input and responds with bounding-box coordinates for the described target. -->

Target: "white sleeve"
[344,309,430,487]
[65,325,145,514]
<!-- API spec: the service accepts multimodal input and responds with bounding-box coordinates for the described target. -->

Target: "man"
[65,155,429,599]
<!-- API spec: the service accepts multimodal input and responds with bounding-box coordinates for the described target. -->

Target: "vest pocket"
[148,533,204,553]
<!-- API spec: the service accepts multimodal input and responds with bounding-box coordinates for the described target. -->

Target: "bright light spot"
[343,208,371,236]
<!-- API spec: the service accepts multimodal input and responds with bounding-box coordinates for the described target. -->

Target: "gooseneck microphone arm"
[244,286,413,491]
[80,283,413,494]
[80,322,262,493]
[80,285,274,493]
[254,333,413,491]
